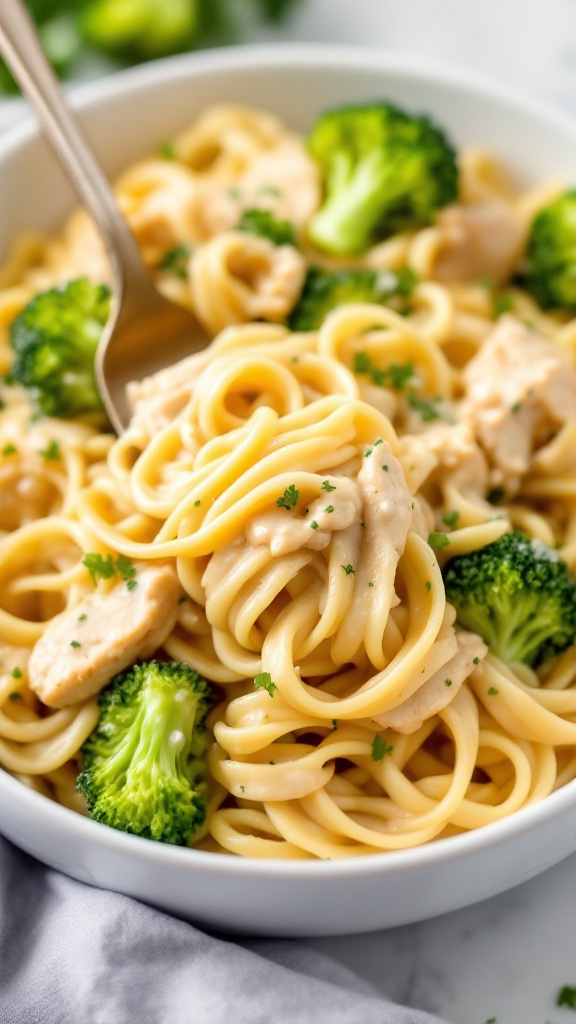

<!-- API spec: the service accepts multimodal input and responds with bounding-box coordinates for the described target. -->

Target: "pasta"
[0,102,575,859]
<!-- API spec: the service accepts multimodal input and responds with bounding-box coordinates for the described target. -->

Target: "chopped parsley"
[157,140,176,160]
[488,686,499,696]
[157,244,194,280]
[194,499,201,507]
[276,484,299,510]
[428,532,450,551]
[324,505,335,514]
[83,553,138,590]
[364,448,373,457]
[442,510,460,529]
[425,581,432,592]
[258,184,282,197]
[78,613,87,622]
[368,580,375,587]
[310,520,319,530]
[1,443,17,456]
[331,719,338,728]
[407,391,454,423]
[254,671,277,697]
[83,552,116,584]
[178,596,188,605]
[371,734,394,761]
[8,692,20,702]
[493,292,514,317]
[116,555,136,582]
[321,480,336,492]
[341,564,355,575]
[473,657,480,665]
[70,640,81,649]
[11,667,22,679]
[557,985,576,1009]
[444,678,453,687]
[353,352,415,390]
[381,464,389,472]
[39,439,61,461]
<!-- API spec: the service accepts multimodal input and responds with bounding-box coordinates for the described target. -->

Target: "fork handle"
[0,0,149,300]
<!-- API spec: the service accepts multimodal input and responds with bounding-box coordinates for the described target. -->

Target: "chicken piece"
[461,316,576,489]
[412,421,490,494]
[29,564,180,708]
[434,201,525,285]
[199,138,321,238]
[375,631,486,734]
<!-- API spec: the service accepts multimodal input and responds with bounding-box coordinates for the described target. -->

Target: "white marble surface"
[1,3,576,1021]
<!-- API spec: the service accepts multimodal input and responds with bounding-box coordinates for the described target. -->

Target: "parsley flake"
[353,352,415,390]
[332,719,338,728]
[425,581,431,592]
[83,553,116,584]
[444,678,453,687]
[324,505,335,513]
[310,520,319,530]
[428,532,450,551]
[557,986,576,1009]
[381,464,389,472]
[368,580,375,587]
[488,686,499,696]
[1,443,17,456]
[8,692,20,702]
[70,640,81,649]
[254,672,277,697]
[157,244,193,280]
[341,564,355,575]
[78,614,87,623]
[364,448,373,457]
[276,484,299,510]
[194,500,201,507]
[473,657,480,665]
[178,596,188,605]
[407,391,454,424]
[442,510,460,529]
[371,735,394,761]
[157,140,176,160]
[11,667,22,679]
[321,480,336,492]
[126,579,138,591]
[493,292,514,317]
[39,439,61,461]
[116,555,136,582]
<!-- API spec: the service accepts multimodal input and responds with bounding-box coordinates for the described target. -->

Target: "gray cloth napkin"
[0,835,448,1024]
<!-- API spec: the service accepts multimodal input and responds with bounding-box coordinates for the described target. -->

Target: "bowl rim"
[2,41,576,878]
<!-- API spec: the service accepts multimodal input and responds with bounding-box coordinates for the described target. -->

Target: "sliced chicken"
[434,201,525,285]
[461,315,576,489]
[127,349,211,434]
[29,564,180,708]
[414,420,490,494]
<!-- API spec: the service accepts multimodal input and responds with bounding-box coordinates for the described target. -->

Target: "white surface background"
[1,2,575,1022]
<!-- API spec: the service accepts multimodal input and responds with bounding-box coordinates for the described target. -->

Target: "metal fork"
[0,0,205,434]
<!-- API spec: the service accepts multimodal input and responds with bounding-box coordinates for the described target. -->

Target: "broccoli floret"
[77,661,214,846]
[80,0,200,61]
[521,191,576,312]
[443,531,576,667]
[237,208,297,247]
[8,278,110,419]
[306,102,458,256]
[288,265,418,332]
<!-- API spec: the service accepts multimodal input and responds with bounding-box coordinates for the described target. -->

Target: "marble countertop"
[1,2,575,1020]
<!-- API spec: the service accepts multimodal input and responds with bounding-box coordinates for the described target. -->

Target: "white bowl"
[1,45,576,937]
